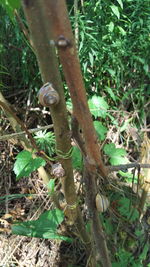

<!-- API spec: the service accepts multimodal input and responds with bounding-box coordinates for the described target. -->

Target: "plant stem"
[41,1,111,266]
[21,1,93,262]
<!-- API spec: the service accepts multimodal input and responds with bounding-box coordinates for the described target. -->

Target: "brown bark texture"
[21,0,112,266]
[21,0,93,264]
[38,1,111,266]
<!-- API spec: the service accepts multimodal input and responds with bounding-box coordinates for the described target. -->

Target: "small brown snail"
[51,163,65,178]
[55,35,71,48]
[95,194,109,213]
[38,82,60,107]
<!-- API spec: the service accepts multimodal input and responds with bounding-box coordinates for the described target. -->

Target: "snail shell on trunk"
[38,82,60,107]
[95,194,109,213]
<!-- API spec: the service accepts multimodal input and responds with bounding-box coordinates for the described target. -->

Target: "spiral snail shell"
[38,82,60,107]
[95,194,109,213]
[51,163,65,178]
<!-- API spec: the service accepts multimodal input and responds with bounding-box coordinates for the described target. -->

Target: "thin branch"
[108,163,150,171]
[0,124,53,141]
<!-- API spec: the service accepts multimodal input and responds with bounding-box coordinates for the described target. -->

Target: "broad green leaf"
[108,21,114,32]
[103,144,128,165]
[110,5,120,19]
[103,143,116,156]
[94,121,107,141]
[109,149,128,165]
[13,150,32,178]
[88,95,109,119]
[119,171,135,182]
[12,209,72,242]
[13,150,46,180]
[72,146,83,170]
[118,26,126,36]
[116,0,123,9]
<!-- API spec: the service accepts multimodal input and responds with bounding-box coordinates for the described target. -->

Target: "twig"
[108,163,150,171]
[0,124,53,141]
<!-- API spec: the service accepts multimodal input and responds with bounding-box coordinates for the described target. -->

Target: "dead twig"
[108,163,150,172]
[0,124,53,141]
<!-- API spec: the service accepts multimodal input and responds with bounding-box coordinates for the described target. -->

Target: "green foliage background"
[0,0,150,112]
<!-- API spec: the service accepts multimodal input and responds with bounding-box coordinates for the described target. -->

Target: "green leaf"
[110,5,120,19]
[104,218,114,235]
[104,87,118,102]
[7,0,20,9]
[94,121,107,141]
[103,143,116,156]
[47,179,55,195]
[66,99,73,111]
[13,150,46,180]
[1,0,20,22]
[13,150,32,178]
[103,144,128,165]
[118,198,139,222]
[72,146,83,170]
[117,249,133,265]
[143,64,149,74]
[88,95,109,119]
[107,68,116,77]
[139,242,149,261]
[110,149,128,165]
[89,52,94,68]
[108,21,114,32]
[119,171,135,182]
[118,26,126,36]
[34,131,55,157]
[12,209,72,242]
[116,0,123,9]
